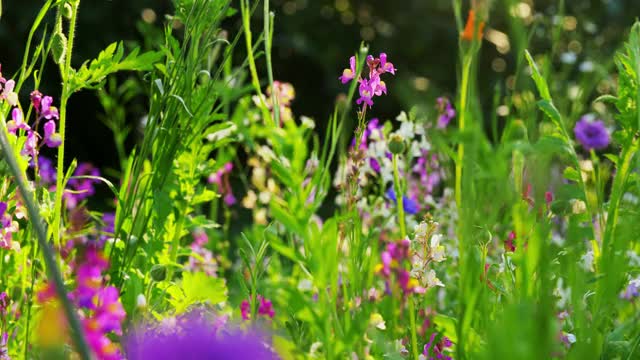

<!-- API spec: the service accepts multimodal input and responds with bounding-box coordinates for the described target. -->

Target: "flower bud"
[52,32,67,65]
[62,3,73,19]
[150,265,167,282]
[388,134,405,155]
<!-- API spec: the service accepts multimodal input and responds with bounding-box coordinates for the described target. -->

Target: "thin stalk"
[392,154,406,239]
[392,154,417,358]
[0,118,91,359]
[455,55,472,210]
[240,0,273,126]
[53,0,80,247]
[263,0,279,125]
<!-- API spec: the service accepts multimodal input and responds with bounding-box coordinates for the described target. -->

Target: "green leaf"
[537,100,564,130]
[169,272,227,314]
[524,50,551,101]
[563,166,581,182]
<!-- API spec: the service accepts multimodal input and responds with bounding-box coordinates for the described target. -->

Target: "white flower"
[297,279,313,292]
[560,52,577,64]
[136,294,147,309]
[426,269,444,288]
[581,250,594,272]
[397,121,415,140]
[430,234,446,262]
[414,221,428,241]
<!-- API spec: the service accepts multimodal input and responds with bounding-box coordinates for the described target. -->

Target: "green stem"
[53,0,80,247]
[240,0,273,126]
[392,154,417,358]
[392,154,406,239]
[263,0,279,125]
[0,116,91,360]
[455,55,472,211]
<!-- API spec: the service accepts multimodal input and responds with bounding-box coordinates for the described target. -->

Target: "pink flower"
[240,300,251,320]
[43,120,62,148]
[339,56,357,84]
[6,108,29,134]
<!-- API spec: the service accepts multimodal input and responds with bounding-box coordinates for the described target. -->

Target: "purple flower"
[574,116,610,151]
[240,300,251,320]
[379,53,396,75]
[339,56,356,84]
[436,97,456,129]
[38,156,56,184]
[126,318,276,360]
[621,278,640,300]
[7,108,29,134]
[340,52,396,109]
[40,96,59,120]
[43,120,62,148]
[423,332,453,360]
[386,188,421,215]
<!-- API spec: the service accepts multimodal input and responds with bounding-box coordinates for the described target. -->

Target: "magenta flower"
[436,97,456,128]
[21,131,38,159]
[379,53,396,74]
[40,96,59,120]
[43,120,62,148]
[240,300,251,320]
[339,56,357,84]
[340,52,396,110]
[30,90,43,112]
[258,296,275,318]
[7,108,29,134]
[423,332,453,360]
[574,116,610,151]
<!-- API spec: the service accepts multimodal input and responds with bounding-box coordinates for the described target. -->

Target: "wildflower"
[560,332,577,348]
[258,296,275,318]
[209,162,236,206]
[40,96,59,120]
[0,203,18,250]
[505,231,516,252]
[186,230,218,277]
[422,332,453,360]
[386,188,421,215]
[241,295,275,321]
[340,53,396,109]
[429,234,446,262]
[126,316,276,360]
[369,313,386,330]
[240,300,251,320]
[621,277,640,300]
[6,108,29,134]
[461,10,485,41]
[43,120,62,148]
[38,156,57,184]
[339,56,357,84]
[1,80,18,106]
[574,116,610,151]
[424,269,444,288]
[436,97,456,128]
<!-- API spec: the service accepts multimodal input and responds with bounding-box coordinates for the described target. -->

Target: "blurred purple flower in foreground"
[574,116,610,151]
[126,316,277,360]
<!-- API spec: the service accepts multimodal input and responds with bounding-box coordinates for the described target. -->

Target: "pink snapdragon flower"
[339,52,396,109]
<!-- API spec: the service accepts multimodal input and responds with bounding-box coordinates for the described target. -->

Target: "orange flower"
[461,10,485,41]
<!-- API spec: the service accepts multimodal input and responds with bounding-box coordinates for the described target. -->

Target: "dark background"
[1,0,638,172]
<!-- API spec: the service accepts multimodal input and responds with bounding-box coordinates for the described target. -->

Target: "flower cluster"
[410,221,446,290]
[376,238,425,295]
[186,230,219,277]
[240,295,275,321]
[209,162,236,206]
[38,248,126,359]
[0,202,19,250]
[339,53,396,109]
[420,332,453,360]
[253,81,296,123]
[241,155,282,225]
[335,113,444,233]
[2,76,63,164]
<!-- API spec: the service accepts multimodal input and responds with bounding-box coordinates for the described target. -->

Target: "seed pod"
[388,134,405,155]
[51,31,67,65]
